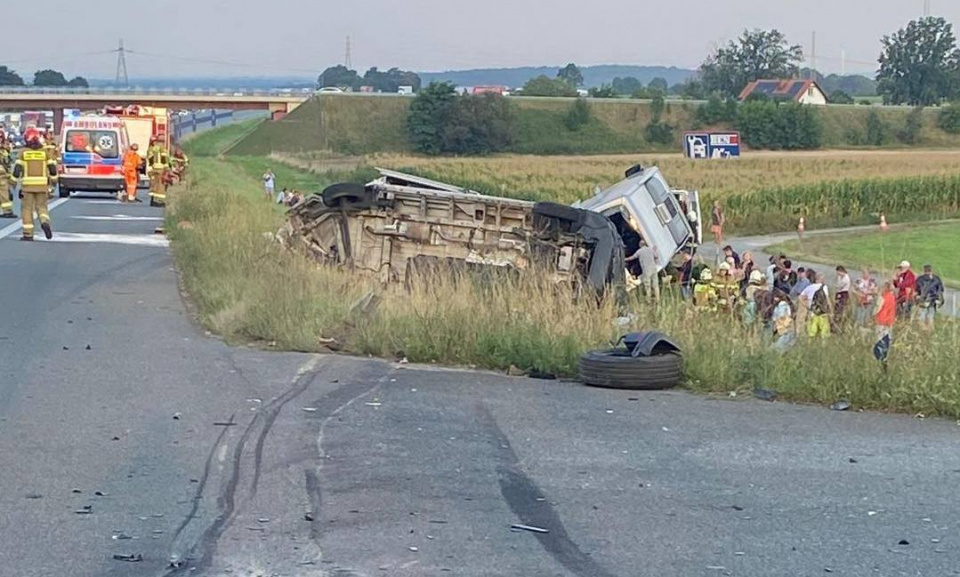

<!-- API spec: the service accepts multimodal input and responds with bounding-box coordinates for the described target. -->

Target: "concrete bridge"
[0,88,309,127]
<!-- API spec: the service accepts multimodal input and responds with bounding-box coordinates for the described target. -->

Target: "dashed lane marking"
[72,215,164,222]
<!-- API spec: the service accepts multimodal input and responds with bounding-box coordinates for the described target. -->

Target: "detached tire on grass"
[321,183,374,210]
[579,349,683,390]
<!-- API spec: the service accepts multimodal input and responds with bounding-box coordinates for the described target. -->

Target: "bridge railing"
[0,87,313,98]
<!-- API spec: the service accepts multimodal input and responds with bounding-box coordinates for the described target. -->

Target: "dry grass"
[169,156,960,419]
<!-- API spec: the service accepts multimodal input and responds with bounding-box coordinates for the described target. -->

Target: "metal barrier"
[0,87,313,98]
[171,110,236,141]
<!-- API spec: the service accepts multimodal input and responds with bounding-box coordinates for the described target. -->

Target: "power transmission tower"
[923,0,931,16]
[344,36,352,69]
[115,39,129,86]
[810,31,817,81]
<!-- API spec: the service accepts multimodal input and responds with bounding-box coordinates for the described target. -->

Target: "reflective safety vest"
[15,148,58,194]
[148,145,169,170]
[693,283,718,311]
[43,140,59,162]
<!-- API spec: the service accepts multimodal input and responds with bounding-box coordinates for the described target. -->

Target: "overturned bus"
[282,165,700,293]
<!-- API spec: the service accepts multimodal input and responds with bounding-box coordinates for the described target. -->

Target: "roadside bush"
[522,75,577,97]
[830,90,855,104]
[695,95,738,126]
[407,82,515,155]
[407,82,458,155]
[644,95,675,146]
[565,98,592,131]
[588,84,618,99]
[736,100,822,150]
[937,103,960,134]
[865,110,889,146]
[896,106,924,145]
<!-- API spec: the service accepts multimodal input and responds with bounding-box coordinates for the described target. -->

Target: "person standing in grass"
[801,272,832,338]
[790,267,810,301]
[625,239,660,302]
[678,250,694,301]
[710,201,725,245]
[893,260,917,320]
[834,266,852,328]
[772,292,796,351]
[738,251,756,296]
[263,169,276,200]
[915,264,944,330]
[853,267,878,328]
[874,281,897,367]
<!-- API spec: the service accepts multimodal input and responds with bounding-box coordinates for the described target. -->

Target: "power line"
[125,49,323,75]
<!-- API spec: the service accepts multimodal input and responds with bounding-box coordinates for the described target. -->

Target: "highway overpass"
[0,88,310,126]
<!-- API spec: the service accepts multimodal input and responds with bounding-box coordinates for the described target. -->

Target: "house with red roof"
[738,79,828,106]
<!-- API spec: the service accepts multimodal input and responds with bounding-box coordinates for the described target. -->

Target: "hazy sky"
[2,0,957,78]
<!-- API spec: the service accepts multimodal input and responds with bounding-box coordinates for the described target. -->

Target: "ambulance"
[58,115,129,197]
[103,105,170,187]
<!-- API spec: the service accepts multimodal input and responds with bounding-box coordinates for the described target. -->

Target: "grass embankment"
[169,145,960,418]
[274,150,960,235]
[770,223,960,288]
[181,118,264,156]
[229,95,960,158]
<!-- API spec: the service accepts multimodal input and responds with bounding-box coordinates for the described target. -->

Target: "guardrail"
[0,87,314,97]
[171,110,236,140]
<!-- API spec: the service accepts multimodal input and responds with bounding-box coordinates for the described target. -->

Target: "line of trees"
[318,65,421,93]
[0,66,88,87]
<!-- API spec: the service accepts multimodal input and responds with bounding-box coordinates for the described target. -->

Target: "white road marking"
[41,232,169,247]
[72,215,164,222]
[0,197,71,240]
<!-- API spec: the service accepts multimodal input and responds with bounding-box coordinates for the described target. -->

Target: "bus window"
[65,130,120,158]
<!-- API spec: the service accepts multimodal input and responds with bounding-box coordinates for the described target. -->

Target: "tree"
[565,98,592,131]
[648,77,669,93]
[33,69,68,86]
[877,17,960,106]
[363,67,422,93]
[612,76,643,95]
[896,107,925,144]
[644,95,674,146]
[521,75,577,97]
[736,100,822,150]
[588,84,617,98]
[319,65,361,90]
[440,94,515,155]
[865,110,889,145]
[0,66,24,86]
[67,76,89,88]
[699,29,804,98]
[830,90,855,104]
[938,103,960,133]
[407,82,458,155]
[406,82,515,155]
[557,63,584,88]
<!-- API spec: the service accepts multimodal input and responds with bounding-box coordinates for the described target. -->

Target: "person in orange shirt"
[121,143,142,203]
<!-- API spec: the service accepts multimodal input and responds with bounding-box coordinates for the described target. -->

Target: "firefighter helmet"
[24,127,41,144]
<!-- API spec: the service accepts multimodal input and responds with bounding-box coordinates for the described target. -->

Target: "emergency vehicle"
[103,106,170,187]
[58,116,129,197]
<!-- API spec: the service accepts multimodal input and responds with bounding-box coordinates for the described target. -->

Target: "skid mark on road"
[43,232,169,247]
[475,403,621,577]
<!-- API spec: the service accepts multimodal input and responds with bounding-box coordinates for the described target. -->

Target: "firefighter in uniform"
[43,130,60,198]
[12,128,57,241]
[170,146,189,182]
[0,133,14,218]
[147,137,170,207]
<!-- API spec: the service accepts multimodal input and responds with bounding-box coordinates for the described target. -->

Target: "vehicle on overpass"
[58,115,128,197]
[282,166,700,293]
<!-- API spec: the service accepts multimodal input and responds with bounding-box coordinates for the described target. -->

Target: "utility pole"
[841,49,846,76]
[345,36,352,70]
[810,32,817,81]
[923,0,931,17]
[115,39,129,87]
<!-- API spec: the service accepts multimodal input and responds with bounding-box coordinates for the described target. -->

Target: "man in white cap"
[893,260,917,320]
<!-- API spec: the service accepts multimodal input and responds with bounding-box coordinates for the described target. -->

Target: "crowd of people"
[640,243,948,360]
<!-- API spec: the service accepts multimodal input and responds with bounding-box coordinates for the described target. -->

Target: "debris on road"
[25,493,43,499]
[112,533,133,540]
[304,512,314,522]
[753,387,778,402]
[302,407,318,412]
[830,400,851,411]
[848,458,858,463]
[899,539,910,545]
[365,402,382,407]
[213,421,237,427]
[75,505,93,514]
[511,524,549,534]
[408,546,419,552]
[71,488,82,494]
[172,412,181,420]
[112,554,143,562]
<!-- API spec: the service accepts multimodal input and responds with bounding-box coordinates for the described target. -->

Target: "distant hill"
[419,65,696,89]
[87,76,317,90]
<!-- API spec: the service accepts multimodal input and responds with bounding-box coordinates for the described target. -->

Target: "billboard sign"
[684,132,741,159]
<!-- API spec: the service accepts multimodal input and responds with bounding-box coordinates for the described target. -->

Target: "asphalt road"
[2,192,960,577]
